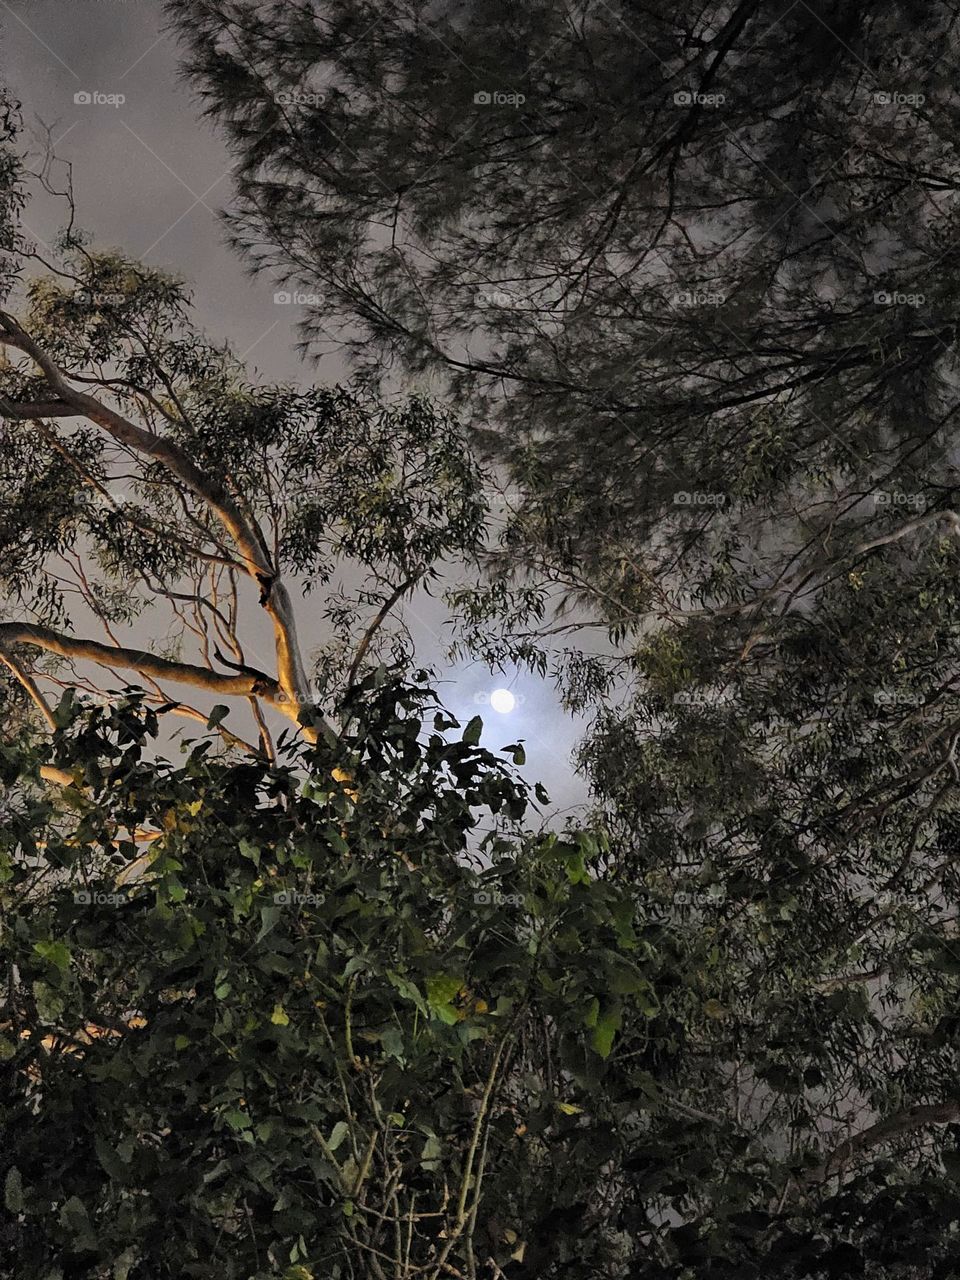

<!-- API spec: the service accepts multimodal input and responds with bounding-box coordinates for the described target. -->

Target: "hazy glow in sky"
[489,688,516,714]
[3,5,591,817]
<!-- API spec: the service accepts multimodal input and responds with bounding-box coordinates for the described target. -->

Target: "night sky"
[2,0,590,814]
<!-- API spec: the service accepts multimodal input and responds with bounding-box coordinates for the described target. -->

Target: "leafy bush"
[0,676,658,1279]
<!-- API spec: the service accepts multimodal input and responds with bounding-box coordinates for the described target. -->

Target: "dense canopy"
[1,5,960,1276]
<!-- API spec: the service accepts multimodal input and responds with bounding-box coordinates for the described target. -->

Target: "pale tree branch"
[0,395,82,419]
[0,646,58,731]
[25,418,248,572]
[38,764,76,787]
[247,695,275,762]
[846,509,960,558]
[0,621,282,703]
[0,312,316,725]
[799,1099,960,1189]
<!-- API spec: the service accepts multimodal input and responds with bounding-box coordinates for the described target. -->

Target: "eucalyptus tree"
[5,22,960,1268]
[167,0,960,646]
[0,177,486,764]
[162,5,960,1269]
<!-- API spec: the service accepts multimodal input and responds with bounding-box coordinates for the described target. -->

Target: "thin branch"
[347,572,424,692]
[799,1099,960,1188]
[0,647,57,730]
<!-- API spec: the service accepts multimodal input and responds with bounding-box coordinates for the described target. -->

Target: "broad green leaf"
[426,973,464,1021]
[463,715,483,745]
[328,1121,350,1153]
[33,940,71,972]
[4,1167,23,1213]
[95,1134,131,1182]
[32,981,65,1022]
[591,1005,622,1059]
[52,689,77,729]
[565,850,589,885]
[59,1195,96,1250]
[239,837,261,865]
[379,1025,405,1059]
[386,970,429,1016]
[421,1132,442,1170]
[207,704,230,729]
[113,1247,137,1280]
[257,904,281,941]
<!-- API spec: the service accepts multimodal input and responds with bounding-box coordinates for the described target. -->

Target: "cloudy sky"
[2,0,591,815]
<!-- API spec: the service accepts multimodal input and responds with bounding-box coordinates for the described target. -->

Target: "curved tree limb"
[0,311,315,721]
[799,1099,960,1188]
[0,645,58,730]
[0,620,282,703]
[346,571,424,693]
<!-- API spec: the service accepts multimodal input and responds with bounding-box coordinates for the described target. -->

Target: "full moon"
[490,688,516,714]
